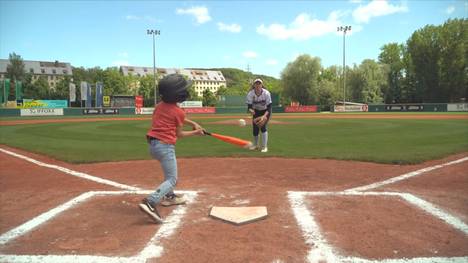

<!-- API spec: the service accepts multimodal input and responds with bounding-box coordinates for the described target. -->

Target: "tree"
[280,54,321,105]
[24,76,50,100]
[50,76,72,100]
[6,53,26,82]
[202,89,216,106]
[187,85,200,100]
[379,43,404,103]
[138,74,156,100]
[438,19,467,102]
[102,67,127,95]
[406,25,441,102]
[346,60,385,103]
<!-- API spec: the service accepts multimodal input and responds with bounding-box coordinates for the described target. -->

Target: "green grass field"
[1,114,467,164]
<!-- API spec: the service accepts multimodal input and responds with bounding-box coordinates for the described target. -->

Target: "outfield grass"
[1,116,467,164]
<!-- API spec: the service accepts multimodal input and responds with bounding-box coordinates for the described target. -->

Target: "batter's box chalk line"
[288,191,468,263]
[0,190,198,263]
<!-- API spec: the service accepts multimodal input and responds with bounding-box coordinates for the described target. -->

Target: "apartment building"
[120,66,226,97]
[0,59,73,88]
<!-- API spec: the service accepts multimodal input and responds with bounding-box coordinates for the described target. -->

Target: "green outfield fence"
[368,103,448,112]
[1,103,467,117]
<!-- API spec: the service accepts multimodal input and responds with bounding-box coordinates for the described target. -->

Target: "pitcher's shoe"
[139,198,163,223]
[248,144,259,150]
[161,193,186,206]
[261,147,268,153]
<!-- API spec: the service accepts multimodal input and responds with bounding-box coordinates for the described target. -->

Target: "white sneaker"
[261,147,268,153]
[160,193,186,207]
[248,144,258,150]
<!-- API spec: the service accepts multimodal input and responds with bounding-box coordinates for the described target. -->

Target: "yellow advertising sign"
[103,96,110,107]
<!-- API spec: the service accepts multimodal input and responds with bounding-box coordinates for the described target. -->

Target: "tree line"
[4,18,466,108]
[282,18,467,107]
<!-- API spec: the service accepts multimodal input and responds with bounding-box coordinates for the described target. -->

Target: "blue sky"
[1,0,466,78]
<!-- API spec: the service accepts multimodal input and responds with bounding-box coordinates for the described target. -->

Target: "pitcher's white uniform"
[246,88,272,110]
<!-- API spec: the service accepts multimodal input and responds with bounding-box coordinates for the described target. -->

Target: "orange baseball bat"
[204,131,252,148]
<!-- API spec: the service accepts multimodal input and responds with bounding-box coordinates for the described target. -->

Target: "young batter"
[139,74,204,223]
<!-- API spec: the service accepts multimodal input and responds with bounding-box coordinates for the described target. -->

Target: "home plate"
[209,206,268,225]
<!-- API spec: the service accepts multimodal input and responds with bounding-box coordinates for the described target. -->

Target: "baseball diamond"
[0,113,467,262]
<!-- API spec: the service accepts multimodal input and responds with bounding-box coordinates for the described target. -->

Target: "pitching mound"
[211,119,297,125]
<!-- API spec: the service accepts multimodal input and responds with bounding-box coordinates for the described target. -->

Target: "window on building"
[29,68,34,73]
[52,69,56,74]
[63,70,68,74]
[41,69,45,74]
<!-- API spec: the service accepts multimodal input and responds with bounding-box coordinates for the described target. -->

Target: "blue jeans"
[147,138,177,205]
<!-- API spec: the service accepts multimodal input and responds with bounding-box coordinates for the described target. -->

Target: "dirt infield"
[0,145,467,262]
[1,113,467,126]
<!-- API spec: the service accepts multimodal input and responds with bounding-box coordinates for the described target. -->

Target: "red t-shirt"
[146,102,185,144]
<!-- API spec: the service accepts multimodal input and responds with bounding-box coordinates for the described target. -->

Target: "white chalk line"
[339,256,468,263]
[346,156,468,192]
[138,191,198,259]
[0,148,141,191]
[0,190,199,263]
[287,191,338,263]
[288,191,468,263]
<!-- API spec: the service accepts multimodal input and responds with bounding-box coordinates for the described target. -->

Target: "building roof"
[0,59,73,76]
[120,66,225,82]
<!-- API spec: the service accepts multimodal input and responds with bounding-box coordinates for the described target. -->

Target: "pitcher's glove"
[253,115,268,128]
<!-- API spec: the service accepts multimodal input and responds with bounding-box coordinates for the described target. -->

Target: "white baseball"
[238,118,246,126]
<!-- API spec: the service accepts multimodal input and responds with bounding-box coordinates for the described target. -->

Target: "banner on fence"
[83,108,119,115]
[69,83,76,102]
[20,108,64,116]
[285,105,318,113]
[135,107,154,115]
[80,82,88,101]
[95,82,103,107]
[334,104,368,112]
[15,81,22,100]
[179,101,203,108]
[86,83,92,107]
[22,99,68,108]
[103,96,110,107]
[447,103,468,112]
[183,107,216,113]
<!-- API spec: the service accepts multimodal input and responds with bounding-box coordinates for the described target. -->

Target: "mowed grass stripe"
[0,118,467,164]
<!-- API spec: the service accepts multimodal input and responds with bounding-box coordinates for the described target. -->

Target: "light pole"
[337,25,351,111]
[147,29,160,106]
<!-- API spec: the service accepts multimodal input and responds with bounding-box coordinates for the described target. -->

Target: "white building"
[0,59,73,88]
[120,66,226,97]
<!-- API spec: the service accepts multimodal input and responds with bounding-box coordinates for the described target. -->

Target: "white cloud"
[176,6,211,24]
[353,0,408,24]
[445,5,455,15]
[349,0,363,3]
[266,59,278,66]
[217,22,242,33]
[243,51,258,59]
[256,11,346,40]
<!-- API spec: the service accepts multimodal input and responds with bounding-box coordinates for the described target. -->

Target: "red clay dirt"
[0,114,467,262]
[0,145,467,262]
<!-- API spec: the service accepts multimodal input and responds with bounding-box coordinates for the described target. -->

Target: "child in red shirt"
[139,74,204,223]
